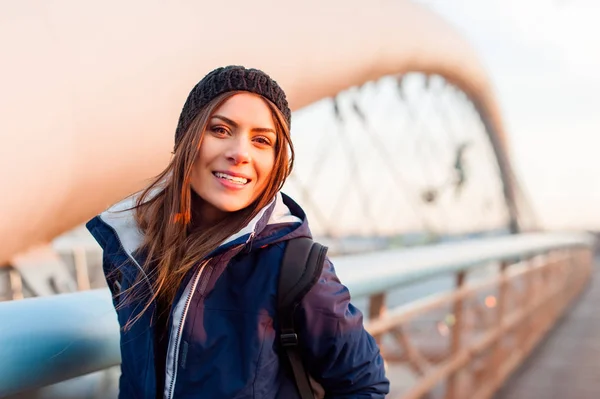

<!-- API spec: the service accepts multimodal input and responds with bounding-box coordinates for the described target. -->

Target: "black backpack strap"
[278,237,328,399]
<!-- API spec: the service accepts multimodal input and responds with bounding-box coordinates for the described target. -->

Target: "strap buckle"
[280,332,298,347]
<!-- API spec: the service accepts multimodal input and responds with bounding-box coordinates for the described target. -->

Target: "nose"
[225,137,252,164]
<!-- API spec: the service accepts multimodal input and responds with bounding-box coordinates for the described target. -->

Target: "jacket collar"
[95,192,305,261]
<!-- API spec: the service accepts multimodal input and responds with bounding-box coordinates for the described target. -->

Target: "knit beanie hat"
[174,65,291,146]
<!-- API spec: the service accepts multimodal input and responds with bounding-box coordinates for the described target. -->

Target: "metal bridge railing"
[342,232,594,398]
[0,232,594,398]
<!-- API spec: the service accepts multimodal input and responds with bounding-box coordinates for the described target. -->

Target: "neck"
[190,190,227,230]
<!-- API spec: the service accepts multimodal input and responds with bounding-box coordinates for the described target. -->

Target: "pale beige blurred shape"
[0,0,506,264]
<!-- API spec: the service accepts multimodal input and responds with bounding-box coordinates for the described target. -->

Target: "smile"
[213,171,250,185]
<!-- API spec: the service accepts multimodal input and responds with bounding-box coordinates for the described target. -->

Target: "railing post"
[369,293,386,350]
[73,247,91,291]
[539,254,553,341]
[446,271,465,399]
[8,268,23,300]
[558,250,570,317]
[489,261,508,384]
[550,250,564,323]
[519,256,533,350]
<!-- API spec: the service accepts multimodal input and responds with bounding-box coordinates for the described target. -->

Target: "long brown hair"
[126,91,294,324]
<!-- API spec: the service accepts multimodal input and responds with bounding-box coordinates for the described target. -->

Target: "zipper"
[165,230,256,399]
[100,220,154,295]
[165,260,209,399]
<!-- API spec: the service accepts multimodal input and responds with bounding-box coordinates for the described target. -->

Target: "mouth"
[212,171,251,186]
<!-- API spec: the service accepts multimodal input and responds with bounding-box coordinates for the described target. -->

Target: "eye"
[253,136,273,146]
[210,126,230,136]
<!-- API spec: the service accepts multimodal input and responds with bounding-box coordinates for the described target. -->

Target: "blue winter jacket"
[86,192,389,399]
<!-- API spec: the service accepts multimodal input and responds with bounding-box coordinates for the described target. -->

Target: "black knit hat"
[174,65,291,146]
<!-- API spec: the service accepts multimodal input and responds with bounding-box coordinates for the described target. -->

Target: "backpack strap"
[278,237,328,399]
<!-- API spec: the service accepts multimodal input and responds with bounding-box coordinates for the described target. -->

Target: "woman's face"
[190,93,277,224]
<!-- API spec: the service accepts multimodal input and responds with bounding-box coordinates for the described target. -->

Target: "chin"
[213,197,252,213]
[218,204,247,213]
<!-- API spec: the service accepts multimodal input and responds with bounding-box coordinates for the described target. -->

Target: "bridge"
[0,1,597,398]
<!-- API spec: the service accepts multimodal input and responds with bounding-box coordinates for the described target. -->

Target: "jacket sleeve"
[295,257,390,398]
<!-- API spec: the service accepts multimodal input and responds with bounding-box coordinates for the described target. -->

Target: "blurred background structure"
[1,0,599,398]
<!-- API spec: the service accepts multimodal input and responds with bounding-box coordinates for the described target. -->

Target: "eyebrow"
[212,115,276,135]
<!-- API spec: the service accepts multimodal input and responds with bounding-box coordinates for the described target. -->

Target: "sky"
[416,0,600,230]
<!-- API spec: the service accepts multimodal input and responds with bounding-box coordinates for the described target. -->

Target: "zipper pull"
[244,232,256,253]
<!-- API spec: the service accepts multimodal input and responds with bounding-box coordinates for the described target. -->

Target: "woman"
[87,65,389,399]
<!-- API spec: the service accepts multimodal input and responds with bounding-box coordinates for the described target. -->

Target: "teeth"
[214,172,248,184]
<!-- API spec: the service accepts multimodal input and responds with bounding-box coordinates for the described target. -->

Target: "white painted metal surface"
[0,0,508,264]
